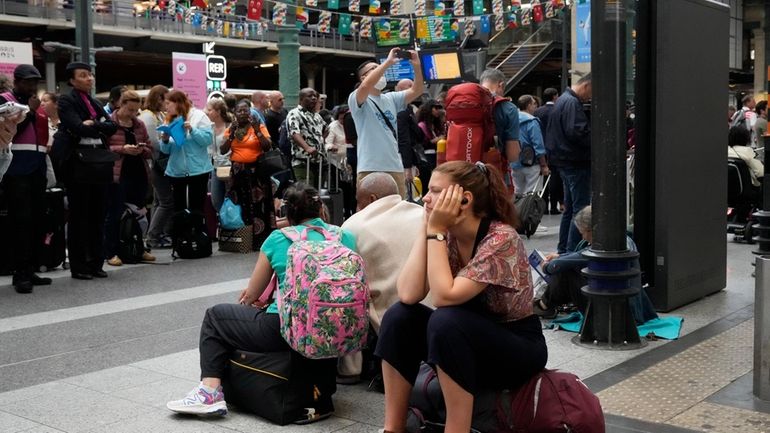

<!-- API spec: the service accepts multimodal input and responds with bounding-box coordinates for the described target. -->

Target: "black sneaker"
[31,274,52,286]
[12,275,33,294]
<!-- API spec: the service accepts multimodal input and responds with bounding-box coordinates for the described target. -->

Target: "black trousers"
[0,173,46,277]
[375,303,547,394]
[542,270,588,313]
[66,181,108,274]
[170,173,209,214]
[199,304,336,398]
[543,165,563,211]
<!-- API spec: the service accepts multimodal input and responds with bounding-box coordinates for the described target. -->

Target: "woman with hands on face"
[376,161,548,433]
[221,99,275,249]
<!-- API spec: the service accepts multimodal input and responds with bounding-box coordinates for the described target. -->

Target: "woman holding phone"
[105,90,155,266]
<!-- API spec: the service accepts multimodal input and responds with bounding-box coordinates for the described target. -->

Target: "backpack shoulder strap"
[281,227,302,242]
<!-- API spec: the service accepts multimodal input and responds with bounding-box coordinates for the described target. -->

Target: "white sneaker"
[166,383,228,416]
[536,226,549,233]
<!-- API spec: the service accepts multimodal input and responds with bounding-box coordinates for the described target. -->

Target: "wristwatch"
[426,233,446,241]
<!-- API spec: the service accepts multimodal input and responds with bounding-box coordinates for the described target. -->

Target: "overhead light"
[260,63,275,68]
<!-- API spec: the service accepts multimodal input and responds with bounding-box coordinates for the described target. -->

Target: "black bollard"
[572,0,645,350]
[753,135,770,255]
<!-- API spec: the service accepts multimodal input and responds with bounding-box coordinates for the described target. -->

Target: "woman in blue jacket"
[510,95,549,195]
[159,90,213,214]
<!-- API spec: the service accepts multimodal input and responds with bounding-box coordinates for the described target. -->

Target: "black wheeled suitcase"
[37,187,67,272]
[305,156,344,226]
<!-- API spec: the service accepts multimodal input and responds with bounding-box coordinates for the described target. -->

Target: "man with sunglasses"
[348,48,424,198]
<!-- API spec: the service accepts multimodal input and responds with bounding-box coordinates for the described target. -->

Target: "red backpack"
[444,83,509,162]
[500,370,606,433]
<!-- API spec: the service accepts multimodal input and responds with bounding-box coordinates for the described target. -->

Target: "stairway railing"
[492,18,563,71]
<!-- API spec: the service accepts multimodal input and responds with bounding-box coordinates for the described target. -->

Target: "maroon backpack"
[498,369,606,433]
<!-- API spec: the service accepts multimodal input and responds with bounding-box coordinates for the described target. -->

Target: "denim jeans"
[558,165,591,253]
[209,173,227,212]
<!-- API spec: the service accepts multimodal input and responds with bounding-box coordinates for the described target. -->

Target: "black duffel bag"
[222,350,318,425]
[256,148,286,178]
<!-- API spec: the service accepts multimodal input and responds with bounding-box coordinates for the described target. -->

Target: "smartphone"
[0,101,29,118]
[396,49,412,60]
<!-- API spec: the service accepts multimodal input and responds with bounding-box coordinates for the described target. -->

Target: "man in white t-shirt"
[348,48,424,198]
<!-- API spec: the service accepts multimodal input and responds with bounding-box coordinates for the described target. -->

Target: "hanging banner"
[318,11,332,32]
[532,0,543,23]
[349,0,360,13]
[369,0,381,14]
[414,0,426,16]
[511,0,521,10]
[172,52,207,110]
[306,0,317,6]
[434,1,446,16]
[493,13,504,31]
[296,6,309,28]
[328,0,338,9]
[507,12,518,28]
[576,0,591,63]
[390,0,402,15]
[338,13,352,35]
[491,0,503,16]
[453,0,464,16]
[463,18,475,36]
[545,1,555,18]
[472,0,483,15]
[520,9,531,25]
[359,16,372,38]
[272,2,287,25]
[399,18,411,40]
[247,0,262,20]
[415,17,428,39]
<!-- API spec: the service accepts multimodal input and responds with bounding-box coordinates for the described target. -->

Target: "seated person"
[337,172,427,383]
[728,125,764,207]
[533,206,658,324]
[376,161,547,433]
[166,183,356,420]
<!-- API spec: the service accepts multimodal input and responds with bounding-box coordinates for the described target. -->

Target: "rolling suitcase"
[305,156,344,226]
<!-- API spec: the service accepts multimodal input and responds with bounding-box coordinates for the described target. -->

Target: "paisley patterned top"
[447,221,534,322]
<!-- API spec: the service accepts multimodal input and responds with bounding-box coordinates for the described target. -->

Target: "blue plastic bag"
[220,198,245,230]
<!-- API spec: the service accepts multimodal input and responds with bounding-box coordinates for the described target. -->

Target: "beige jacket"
[342,195,430,332]
[728,145,764,187]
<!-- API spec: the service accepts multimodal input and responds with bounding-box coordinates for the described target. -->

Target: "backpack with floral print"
[278,226,369,359]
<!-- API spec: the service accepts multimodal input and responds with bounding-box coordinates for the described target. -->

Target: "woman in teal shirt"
[167,184,357,420]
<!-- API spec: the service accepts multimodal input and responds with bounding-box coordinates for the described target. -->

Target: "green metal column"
[277,26,300,108]
[74,0,95,93]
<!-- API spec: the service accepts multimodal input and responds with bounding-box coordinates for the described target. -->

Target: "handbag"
[218,224,253,253]
[256,148,286,177]
[216,166,231,180]
[219,198,245,230]
[72,147,118,183]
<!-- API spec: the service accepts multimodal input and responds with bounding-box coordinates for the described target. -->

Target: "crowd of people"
[0,49,625,432]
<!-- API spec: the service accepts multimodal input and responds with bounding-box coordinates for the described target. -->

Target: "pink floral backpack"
[277,226,370,359]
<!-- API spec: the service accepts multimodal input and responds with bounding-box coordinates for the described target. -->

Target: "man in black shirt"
[264,91,287,149]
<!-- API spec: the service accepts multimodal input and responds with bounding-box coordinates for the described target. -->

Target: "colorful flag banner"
[338,13,352,35]
[359,16,372,38]
[390,0,402,15]
[306,0,317,6]
[222,0,234,15]
[272,2,287,25]
[327,0,338,9]
[472,0,483,15]
[296,6,309,28]
[434,1,446,16]
[494,13,504,31]
[453,0,464,16]
[216,19,224,35]
[414,0,426,16]
[369,0,381,14]
[247,0,262,20]
[545,1,555,18]
[521,9,531,25]
[511,0,521,10]
[491,0,503,16]
[532,0,543,22]
[191,0,207,8]
[224,21,230,36]
[507,12,517,28]
[349,0,359,13]
[318,10,332,32]
[192,12,202,27]
[415,17,428,39]
[351,19,360,34]
[184,8,193,23]
[399,18,410,40]
[463,18,476,36]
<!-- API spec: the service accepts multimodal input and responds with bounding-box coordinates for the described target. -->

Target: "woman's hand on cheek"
[427,185,463,233]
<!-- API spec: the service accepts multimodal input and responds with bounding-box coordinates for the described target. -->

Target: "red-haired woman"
[159,90,214,215]
[376,161,548,433]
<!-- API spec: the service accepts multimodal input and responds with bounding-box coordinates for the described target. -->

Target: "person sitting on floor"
[166,183,357,421]
[337,172,427,384]
[376,161,547,433]
[533,205,658,324]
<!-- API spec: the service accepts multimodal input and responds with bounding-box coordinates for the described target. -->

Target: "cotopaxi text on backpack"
[278,226,370,359]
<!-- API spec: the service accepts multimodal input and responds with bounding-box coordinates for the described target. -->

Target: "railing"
[0,0,374,54]
[492,18,563,71]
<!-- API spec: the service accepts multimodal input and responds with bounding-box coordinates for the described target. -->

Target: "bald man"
[250,90,269,123]
[264,91,288,150]
[395,79,413,92]
[337,172,427,383]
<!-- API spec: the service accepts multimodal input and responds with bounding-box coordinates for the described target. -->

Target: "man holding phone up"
[349,47,424,198]
[0,64,51,293]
